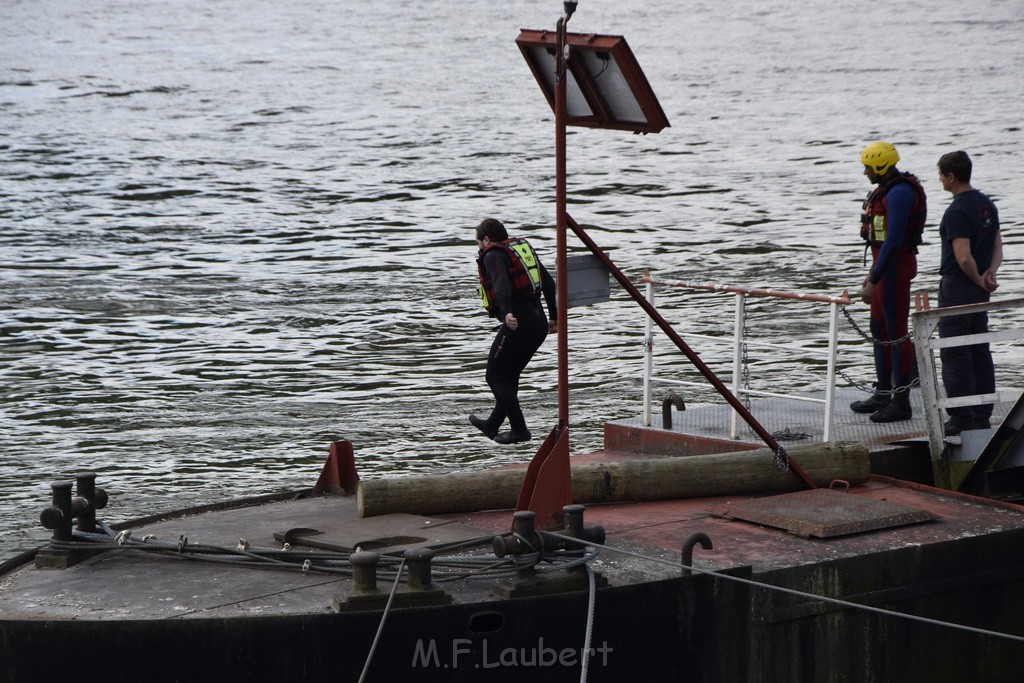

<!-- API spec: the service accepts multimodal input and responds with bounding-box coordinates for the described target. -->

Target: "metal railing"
[639,272,852,442]
[911,293,1024,471]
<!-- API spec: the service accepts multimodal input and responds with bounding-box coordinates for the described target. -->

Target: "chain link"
[838,306,920,396]
[699,301,920,453]
[772,446,790,472]
[840,306,914,347]
[741,342,751,411]
[773,428,811,441]
[837,368,920,397]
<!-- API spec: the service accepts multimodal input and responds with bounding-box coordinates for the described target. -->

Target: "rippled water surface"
[2,0,1023,559]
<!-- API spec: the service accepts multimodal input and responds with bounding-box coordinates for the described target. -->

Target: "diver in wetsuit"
[470,218,557,444]
[851,142,927,423]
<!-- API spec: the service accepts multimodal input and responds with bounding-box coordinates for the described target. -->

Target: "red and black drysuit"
[862,172,927,404]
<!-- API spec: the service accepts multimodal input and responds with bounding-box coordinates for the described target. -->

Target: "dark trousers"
[938,276,994,420]
[484,301,548,433]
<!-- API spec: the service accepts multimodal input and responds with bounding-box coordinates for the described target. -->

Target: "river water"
[2,0,1022,560]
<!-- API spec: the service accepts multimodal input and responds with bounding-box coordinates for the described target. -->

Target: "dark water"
[2,0,1022,560]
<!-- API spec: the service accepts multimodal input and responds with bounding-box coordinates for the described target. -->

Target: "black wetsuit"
[479,245,556,435]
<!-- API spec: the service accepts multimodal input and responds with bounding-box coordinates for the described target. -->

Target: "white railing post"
[639,277,1021,453]
[912,307,945,463]
[823,301,840,442]
[642,278,654,427]
[730,292,746,440]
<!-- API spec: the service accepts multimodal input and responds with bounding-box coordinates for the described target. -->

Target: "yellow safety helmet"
[860,141,899,174]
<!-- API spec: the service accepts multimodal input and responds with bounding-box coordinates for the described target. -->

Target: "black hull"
[4,560,1024,683]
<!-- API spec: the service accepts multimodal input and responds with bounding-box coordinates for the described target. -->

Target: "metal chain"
[732,302,921,452]
[841,306,914,347]
[837,306,921,396]
[772,446,790,472]
[737,297,753,411]
[837,368,920,397]
[741,341,751,411]
[773,428,811,441]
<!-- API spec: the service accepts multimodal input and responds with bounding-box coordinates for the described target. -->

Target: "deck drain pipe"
[681,532,713,576]
[662,392,686,429]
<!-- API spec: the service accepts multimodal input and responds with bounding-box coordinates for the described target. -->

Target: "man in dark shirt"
[471,218,557,444]
[936,150,1003,436]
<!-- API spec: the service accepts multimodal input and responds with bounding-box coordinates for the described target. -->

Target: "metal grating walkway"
[614,386,1021,452]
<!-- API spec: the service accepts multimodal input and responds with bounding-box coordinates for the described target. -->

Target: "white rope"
[579,563,596,683]
[357,557,407,683]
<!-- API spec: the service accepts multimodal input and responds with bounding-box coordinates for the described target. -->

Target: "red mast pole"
[555,3,575,431]
[511,4,578,528]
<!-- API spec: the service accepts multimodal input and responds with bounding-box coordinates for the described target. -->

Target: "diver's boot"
[496,405,531,445]
[469,414,499,440]
[870,390,912,423]
[850,387,890,414]
[494,429,531,445]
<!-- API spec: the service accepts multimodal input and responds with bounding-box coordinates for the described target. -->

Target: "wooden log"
[357,441,869,518]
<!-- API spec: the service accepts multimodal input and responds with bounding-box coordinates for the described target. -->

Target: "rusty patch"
[716,489,938,538]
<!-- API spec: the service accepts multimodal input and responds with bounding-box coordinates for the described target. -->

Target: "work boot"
[870,391,912,423]
[943,416,976,437]
[494,429,531,445]
[469,414,498,440]
[851,391,890,414]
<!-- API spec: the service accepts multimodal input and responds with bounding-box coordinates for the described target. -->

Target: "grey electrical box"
[566,254,610,308]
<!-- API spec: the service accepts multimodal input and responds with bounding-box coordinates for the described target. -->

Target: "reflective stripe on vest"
[477,238,542,315]
[860,172,927,248]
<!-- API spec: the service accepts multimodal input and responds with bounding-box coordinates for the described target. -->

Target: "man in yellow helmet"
[850,142,927,422]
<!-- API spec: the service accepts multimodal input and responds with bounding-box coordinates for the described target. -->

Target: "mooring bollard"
[404,548,438,592]
[561,504,606,548]
[39,481,75,543]
[350,551,381,594]
[74,472,108,534]
[36,473,111,569]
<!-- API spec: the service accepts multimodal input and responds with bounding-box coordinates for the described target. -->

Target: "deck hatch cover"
[717,489,938,538]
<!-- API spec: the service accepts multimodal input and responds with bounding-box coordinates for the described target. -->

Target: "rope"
[358,557,406,683]
[63,523,598,583]
[579,563,596,683]
[541,531,1024,645]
